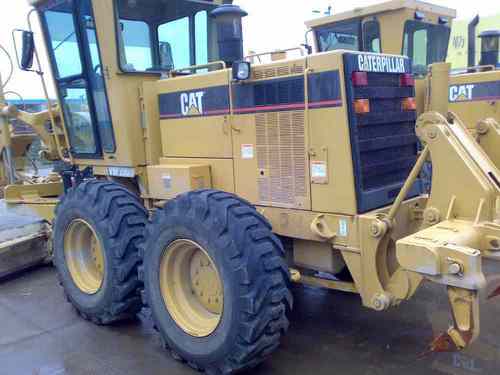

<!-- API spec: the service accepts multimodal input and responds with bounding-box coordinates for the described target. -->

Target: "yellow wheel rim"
[64,219,105,295]
[160,239,223,337]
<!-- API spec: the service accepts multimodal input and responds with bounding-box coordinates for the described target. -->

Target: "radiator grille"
[343,54,421,213]
[252,63,305,80]
[256,111,307,208]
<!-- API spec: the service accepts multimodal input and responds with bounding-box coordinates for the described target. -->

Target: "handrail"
[450,65,496,75]
[170,61,227,76]
[25,9,72,163]
[245,47,305,64]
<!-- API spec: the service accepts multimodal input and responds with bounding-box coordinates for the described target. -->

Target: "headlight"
[233,61,251,81]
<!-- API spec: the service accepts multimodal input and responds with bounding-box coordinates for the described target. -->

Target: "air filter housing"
[211,5,248,67]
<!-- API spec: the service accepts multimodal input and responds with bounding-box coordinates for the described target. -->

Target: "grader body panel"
[0,0,499,373]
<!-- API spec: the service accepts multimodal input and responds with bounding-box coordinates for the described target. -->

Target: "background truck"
[306,0,500,151]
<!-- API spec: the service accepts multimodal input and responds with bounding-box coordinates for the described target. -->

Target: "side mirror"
[20,31,35,71]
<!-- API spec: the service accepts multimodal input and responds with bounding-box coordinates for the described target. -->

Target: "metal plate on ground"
[0,201,49,279]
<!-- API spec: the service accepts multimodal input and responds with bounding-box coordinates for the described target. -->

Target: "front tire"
[53,180,147,324]
[140,190,293,374]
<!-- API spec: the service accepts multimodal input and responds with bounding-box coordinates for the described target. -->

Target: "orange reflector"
[354,99,370,114]
[402,97,416,111]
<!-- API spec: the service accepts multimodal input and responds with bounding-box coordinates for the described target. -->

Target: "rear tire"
[53,180,147,324]
[140,190,293,374]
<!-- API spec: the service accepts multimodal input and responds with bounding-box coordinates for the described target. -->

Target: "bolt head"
[448,262,462,275]
[427,128,438,139]
[490,239,500,251]
[371,293,392,311]
[424,208,440,225]
[370,219,388,238]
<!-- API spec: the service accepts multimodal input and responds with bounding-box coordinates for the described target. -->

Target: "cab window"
[363,20,381,53]
[402,20,450,75]
[43,3,98,156]
[195,11,209,65]
[158,17,190,70]
[119,20,153,71]
[45,9,83,78]
[42,0,115,157]
[481,35,500,66]
[114,0,217,73]
[316,21,360,52]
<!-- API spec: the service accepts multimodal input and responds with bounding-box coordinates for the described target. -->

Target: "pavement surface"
[0,265,499,375]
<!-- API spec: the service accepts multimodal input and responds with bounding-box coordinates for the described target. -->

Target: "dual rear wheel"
[54,184,292,373]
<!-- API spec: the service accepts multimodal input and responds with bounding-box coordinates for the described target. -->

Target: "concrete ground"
[0,265,499,375]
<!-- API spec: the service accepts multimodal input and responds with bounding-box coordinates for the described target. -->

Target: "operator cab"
[306,0,456,76]
[26,0,227,164]
[114,0,221,73]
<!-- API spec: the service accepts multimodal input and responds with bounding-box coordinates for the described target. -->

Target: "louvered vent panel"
[277,66,291,76]
[255,111,307,208]
[292,111,307,196]
[252,64,305,81]
[291,64,305,74]
[264,68,277,78]
[253,70,264,80]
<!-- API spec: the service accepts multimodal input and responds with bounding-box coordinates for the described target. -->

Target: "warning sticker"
[241,144,254,159]
[339,219,348,237]
[311,161,328,184]
[162,175,172,191]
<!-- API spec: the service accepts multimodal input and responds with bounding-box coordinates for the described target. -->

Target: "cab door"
[40,0,114,159]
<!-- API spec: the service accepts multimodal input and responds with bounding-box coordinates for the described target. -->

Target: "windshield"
[114,0,218,73]
[44,7,82,78]
[315,19,382,54]
[316,21,360,52]
[402,20,450,76]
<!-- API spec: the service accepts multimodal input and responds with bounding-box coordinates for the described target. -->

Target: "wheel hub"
[190,251,223,314]
[160,239,223,337]
[64,219,105,295]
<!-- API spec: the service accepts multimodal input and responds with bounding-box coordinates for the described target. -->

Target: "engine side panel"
[449,70,500,131]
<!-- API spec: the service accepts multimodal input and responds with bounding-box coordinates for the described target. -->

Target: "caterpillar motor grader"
[0,99,48,198]
[0,75,62,277]
[306,0,500,166]
[1,0,500,373]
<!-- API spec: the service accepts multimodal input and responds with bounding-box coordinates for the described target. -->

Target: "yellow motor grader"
[0,71,63,278]
[1,0,500,374]
[306,0,500,165]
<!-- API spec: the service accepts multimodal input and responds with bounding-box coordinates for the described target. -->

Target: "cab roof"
[305,0,457,29]
[28,0,228,8]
